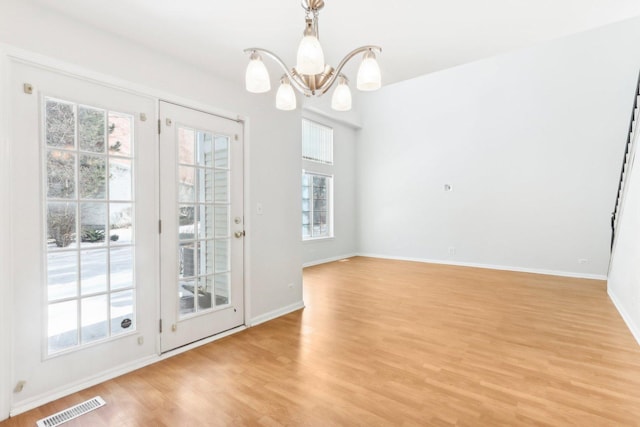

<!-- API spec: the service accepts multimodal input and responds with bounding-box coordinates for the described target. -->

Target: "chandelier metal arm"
[243,47,313,96]
[318,45,382,94]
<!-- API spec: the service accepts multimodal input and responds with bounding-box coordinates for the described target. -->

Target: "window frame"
[301,118,334,165]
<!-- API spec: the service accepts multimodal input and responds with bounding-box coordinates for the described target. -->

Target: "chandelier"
[243,0,382,111]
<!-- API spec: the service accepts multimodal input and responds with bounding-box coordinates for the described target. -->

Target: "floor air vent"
[36,396,106,427]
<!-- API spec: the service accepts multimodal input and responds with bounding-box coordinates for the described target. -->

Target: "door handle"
[234,231,245,238]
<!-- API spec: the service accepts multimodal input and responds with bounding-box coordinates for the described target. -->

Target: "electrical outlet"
[137,336,144,345]
[448,247,456,256]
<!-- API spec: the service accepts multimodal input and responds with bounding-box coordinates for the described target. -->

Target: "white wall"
[0,1,303,418]
[608,132,640,345]
[302,112,358,266]
[357,17,640,278]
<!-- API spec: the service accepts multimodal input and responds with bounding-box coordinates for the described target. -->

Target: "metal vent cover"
[36,396,106,427]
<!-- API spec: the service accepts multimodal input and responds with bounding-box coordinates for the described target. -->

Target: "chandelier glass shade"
[244,0,382,111]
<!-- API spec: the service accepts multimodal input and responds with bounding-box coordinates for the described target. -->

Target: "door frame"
[0,46,253,419]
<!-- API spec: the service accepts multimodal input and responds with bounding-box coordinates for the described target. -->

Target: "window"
[302,119,333,164]
[44,97,135,355]
[302,119,334,240]
[302,172,333,239]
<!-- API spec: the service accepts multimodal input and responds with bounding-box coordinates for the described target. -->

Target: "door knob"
[234,231,244,238]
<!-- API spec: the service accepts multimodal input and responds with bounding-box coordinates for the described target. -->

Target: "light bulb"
[357,50,381,91]
[245,52,271,93]
[276,77,296,111]
[296,19,325,75]
[331,77,352,111]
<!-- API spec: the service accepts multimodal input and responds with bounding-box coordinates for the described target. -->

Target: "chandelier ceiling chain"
[244,0,382,111]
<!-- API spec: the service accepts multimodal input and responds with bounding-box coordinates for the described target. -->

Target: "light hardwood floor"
[3,256,640,426]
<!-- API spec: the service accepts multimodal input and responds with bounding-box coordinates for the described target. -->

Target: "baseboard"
[10,354,158,417]
[9,325,248,417]
[303,253,357,268]
[608,288,640,347]
[356,253,608,281]
[249,300,305,327]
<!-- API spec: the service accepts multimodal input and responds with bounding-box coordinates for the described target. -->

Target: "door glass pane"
[197,204,215,239]
[110,203,133,244]
[198,240,214,276]
[197,132,213,167]
[47,202,77,249]
[79,154,106,199]
[179,279,196,316]
[111,290,135,336]
[109,158,132,200]
[78,106,106,153]
[197,168,214,203]
[81,295,108,344]
[179,127,195,165]
[80,203,107,247]
[110,246,133,290]
[179,205,195,240]
[47,251,77,301]
[108,113,132,157]
[179,166,195,203]
[214,136,229,169]
[81,248,107,295]
[179,242,196,279]
[47,151,76,199]
[214,170,229,203]
[214,273,230,306]
[214,206,229,238]
[48,300,78,354]
[198,276,214,310]
[214,239,229,272]
[46,99,75,149]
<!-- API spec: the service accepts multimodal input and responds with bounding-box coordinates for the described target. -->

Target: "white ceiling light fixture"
[244,0,382,112]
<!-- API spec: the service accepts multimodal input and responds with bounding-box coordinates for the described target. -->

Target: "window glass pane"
[47,150,76,199]
[301,172,332,239]
[109,158,132,200]
[47,202,77,249]
[78,106,106,153]
[215,273,230,306]
[302,225,311,238]
[46,99,75,149]
[108,113,132,157]
[110,203,133,244]
[302,119,333,164]
[81,295,108,344]
[81,202,107,247]
[111,290,135,335]
[179,166,195,203]
[179,127,195,165]
[214,136,229,169]
[47,251,77,301]
[81,248,107,295]
[110,246,133,290]
[79,154,106,199]
[196,132,213,167]
[48,300,78,354]
[198,276,214,310]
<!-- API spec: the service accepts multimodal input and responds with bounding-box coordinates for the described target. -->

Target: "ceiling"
[31,0,640,88]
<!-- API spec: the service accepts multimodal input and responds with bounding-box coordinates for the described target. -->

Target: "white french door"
[159,101,244,352]
[9,61,158,407]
